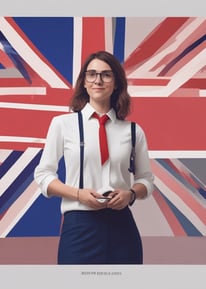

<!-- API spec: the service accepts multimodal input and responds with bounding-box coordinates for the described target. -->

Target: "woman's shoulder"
[49,112,78,129]
[117,118,143,131]
[52,112,78,122]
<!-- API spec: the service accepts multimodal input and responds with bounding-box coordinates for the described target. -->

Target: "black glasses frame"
[85,70,114,83]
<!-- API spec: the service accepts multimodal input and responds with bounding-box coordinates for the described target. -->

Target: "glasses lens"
[85,71,97,82]
[85,70,113,83]
[101,71,113,82]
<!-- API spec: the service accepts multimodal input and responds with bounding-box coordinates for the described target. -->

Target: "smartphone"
[102,191,112,196]
[96,196,112,203]
[96,191,113,203]
[96,190,113,203]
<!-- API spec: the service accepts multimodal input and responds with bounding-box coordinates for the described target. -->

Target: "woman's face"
[84,58,116,108]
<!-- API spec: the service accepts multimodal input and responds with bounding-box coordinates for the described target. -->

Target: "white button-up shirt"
[34,103,154,213]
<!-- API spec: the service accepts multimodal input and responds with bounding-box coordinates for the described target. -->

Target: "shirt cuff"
[133,178,154,198]
[40,176,57,198]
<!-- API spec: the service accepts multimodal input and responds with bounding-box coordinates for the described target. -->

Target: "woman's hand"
[106,189,131,210]
[78,189,108,210]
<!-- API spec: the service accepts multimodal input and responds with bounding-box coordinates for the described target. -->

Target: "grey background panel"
[179,159,206,189]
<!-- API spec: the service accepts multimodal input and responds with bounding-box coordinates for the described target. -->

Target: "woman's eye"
[88,72,96,76]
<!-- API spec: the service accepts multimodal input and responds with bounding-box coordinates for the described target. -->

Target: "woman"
[34,50,154,264]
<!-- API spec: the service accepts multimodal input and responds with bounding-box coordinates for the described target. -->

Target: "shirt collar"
[82,102,116,122]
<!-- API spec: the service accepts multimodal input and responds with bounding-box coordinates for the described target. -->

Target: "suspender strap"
[128,122,136,175]
[78,111,84,189]
[131,122,136,147]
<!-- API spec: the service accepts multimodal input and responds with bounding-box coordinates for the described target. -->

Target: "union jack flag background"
[0,16,206,243]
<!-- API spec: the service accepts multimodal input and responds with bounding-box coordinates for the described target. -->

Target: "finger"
[108,191,118,198]
[107,198,122,209]
[90,192,102,198]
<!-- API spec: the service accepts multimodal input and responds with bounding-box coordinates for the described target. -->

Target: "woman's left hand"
[106,189,131,210]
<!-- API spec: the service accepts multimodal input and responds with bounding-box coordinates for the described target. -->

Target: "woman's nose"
[94,73,103,84]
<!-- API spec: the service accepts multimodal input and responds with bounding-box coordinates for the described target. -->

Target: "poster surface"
[0,1,206,288]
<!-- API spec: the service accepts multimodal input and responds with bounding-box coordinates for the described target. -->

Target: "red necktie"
[93,112,109,165]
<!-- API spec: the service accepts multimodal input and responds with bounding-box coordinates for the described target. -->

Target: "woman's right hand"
[78,189,108,209]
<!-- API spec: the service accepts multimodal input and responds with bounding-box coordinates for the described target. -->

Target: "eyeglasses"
[85,70,114,83]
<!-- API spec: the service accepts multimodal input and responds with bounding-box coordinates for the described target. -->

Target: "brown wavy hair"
[70,51,131,120]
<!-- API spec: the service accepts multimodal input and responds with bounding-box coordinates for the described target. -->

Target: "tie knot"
[93,112,109,125]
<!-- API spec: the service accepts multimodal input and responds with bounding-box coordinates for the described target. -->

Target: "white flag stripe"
[0,183,41,237]
[0,136,46,144]
[128,18,205,78]
[1,102,70,112]
[73,17,83,86]
[0,149,12,163]
[200,90,206,96]
[104,17,114,54]
[1,146,206,159]
[0,147,41,196]
[132,195,174,236]
[0,17,70,89]
[155,175,206,235]
[129,49,206,97]
[0,87,46,95]
[148,151,206,158]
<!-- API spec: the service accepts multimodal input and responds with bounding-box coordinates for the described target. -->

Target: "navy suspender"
[77,111,136,189]
[128,122,136,175]
[78,112,84,189]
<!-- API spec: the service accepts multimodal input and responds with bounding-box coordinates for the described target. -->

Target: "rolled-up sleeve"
[34,117,64,197]
[133,125,154,197]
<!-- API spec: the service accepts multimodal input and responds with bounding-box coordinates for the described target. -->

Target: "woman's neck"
[89,101,111,114]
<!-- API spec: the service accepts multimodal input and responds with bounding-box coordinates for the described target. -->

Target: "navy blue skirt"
[58,207,143,264]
